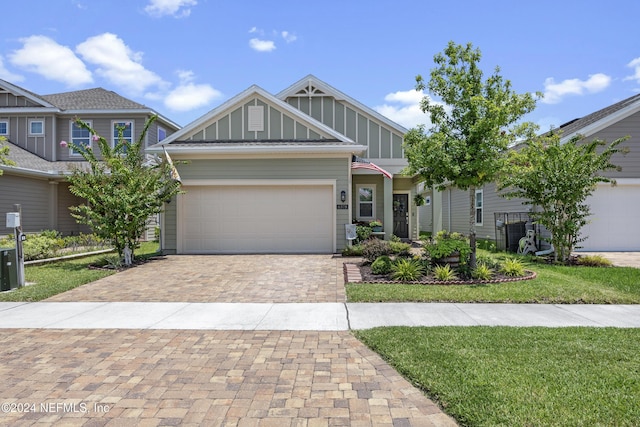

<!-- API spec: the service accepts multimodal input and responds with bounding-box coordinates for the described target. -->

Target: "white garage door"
[579,183,640,251]
[180,185,334,253]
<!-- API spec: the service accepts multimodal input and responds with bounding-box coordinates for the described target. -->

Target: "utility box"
[0,248,18,292]
[6,212,20,228]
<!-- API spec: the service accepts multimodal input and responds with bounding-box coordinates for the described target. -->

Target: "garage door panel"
[181,185,333,253]
[580,184,640,251]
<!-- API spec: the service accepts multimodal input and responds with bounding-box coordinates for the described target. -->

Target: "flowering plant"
[369,220,382,228]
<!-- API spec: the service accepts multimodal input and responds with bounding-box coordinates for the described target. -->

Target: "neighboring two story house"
[148,75,417,254]
[0,79,180,237]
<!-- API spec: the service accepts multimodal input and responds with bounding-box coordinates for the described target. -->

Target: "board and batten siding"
[161,157,351,253]
[0,92,40,108]
[184,97,334,142]
[0,174,51,235]
[285,96,404,160]
[0,115,55,160]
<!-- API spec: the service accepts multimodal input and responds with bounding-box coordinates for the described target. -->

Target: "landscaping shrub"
[391,258,424,282]
[362,239,391,263]
[371,255,393,275]
[501,258,526,277]
[356,226,372,244]
[476,254,501,270]
[433,264,458,281]
[342,244,363,257]
[472,264,494,280]
[22,234,64,261]
[424,230,471,265]
[389,241,412,257]
[576,255,613,267]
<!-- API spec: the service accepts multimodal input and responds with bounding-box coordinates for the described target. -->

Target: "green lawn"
[347,263,640,304]
[0,242,159,302]
[355,326,640,427]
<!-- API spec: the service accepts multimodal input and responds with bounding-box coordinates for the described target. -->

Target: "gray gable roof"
[558,92,640,140]
[42,87,148,111]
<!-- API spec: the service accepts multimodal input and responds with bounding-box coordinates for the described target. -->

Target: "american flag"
[351,156,393,179]
[163,146,182,183]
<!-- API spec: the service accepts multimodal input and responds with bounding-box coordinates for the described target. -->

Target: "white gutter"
[0,165,69,179]
[147,144,368,155]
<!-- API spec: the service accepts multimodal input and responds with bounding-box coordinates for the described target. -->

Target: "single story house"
[420,92,640,251]
[148,75,419,254]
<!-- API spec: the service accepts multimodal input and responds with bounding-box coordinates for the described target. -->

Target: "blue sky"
[2,0,640,130]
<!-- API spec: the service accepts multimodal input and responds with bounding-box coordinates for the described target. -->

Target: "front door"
[393,194,409,239]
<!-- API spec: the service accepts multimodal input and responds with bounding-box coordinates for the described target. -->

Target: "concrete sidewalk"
[1,301,639,330]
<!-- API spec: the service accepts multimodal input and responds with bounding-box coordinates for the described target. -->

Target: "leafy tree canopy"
[404,41,539,190]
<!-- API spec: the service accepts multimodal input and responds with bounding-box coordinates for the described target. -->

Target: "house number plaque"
[336,204,348,209]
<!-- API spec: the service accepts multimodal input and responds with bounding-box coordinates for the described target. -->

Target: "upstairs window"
[29,120,44,136]
[113,121,133,150]
[158,126,167,143]
[70,120,92,156]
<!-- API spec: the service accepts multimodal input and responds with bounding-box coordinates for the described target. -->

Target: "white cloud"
[249,38,276,52]
[541,73,611,104]
[624,57,640,83]
[282,31,297,43]
[374,89,432,129]
[8,35,92,87]
[164,70,222,111]
[0,56,24,82]
[76,33,167,95]
[144,0,197,18]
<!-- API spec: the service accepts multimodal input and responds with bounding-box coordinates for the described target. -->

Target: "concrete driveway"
[47,254,346,303]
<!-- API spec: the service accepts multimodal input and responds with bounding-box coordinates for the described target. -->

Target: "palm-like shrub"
[391,258,424,282]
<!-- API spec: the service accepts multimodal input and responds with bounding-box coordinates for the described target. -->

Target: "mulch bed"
[348,262,536,285]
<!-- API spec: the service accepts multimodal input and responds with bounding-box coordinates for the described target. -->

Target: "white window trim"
[69,120,93,157]
[475,188,483,226]
[112,120,134,148]
[0,120,8,135]
[28,119,44,136]
[356,184,376,221]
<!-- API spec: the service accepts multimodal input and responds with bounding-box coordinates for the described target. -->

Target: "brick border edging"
[343,262,537,285]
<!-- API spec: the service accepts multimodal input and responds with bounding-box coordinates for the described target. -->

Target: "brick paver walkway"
[47,255,346,303]
[0,329,455,426]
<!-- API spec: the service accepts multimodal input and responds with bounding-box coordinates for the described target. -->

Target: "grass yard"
[0,242,159,302]
[347,263,640,304]
[355,326,640,427]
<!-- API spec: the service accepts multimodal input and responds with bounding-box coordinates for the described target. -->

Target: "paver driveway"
[47,255,346,303]
[4,254,458,426]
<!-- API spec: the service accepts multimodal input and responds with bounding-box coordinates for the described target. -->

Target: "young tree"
[66,116,181,265]
[0,136,16,174]
[499,132,628,263]
[404,41,539,268]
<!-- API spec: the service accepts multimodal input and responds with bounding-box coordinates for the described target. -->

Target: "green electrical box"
[0,248,18,292]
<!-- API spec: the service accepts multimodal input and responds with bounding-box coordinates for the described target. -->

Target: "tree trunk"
[469,187,477,270]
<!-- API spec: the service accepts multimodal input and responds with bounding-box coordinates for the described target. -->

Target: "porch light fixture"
[340,190,346,202]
